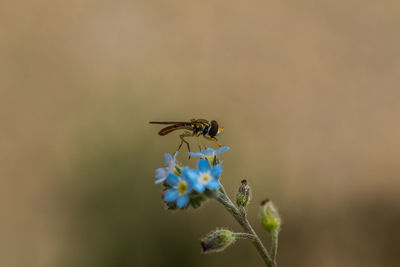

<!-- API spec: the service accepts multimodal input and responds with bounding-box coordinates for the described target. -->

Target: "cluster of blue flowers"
[155,147,230,209]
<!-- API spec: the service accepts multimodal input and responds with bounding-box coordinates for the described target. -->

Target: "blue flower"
[190,159,222,193]
[155,152,178,184]
[189,147,230,158]
[163,167,193,208]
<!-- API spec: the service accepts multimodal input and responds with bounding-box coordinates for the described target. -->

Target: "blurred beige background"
[1,1,400,266]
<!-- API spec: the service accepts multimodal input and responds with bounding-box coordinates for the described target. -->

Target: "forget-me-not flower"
[189,147,230,158]
[155,152,178,184]
[190,159,222,193]
[163,167,193,208]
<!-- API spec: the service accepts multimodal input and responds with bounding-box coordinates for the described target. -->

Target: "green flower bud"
[260,199,281,234]
[200,229,236,253]
[236,179,251,208]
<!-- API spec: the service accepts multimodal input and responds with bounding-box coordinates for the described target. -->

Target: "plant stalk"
[234,232,257,240]
[271,230,279,265]
[216,185,275,267]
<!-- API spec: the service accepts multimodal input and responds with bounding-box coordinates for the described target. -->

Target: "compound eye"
[208,120,219,137]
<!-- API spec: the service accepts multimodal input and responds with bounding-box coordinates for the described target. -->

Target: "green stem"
[216,185,275,267]
[271,230,279,265]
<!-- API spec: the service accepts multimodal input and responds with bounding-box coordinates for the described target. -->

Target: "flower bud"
[236,179,251,208]
[200,229,236,253]
[260,199,281,234]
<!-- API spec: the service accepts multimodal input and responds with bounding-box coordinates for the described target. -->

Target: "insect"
[149,119,223,156]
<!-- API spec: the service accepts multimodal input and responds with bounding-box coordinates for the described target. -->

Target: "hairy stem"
[216,185,275,267]
[234,232,257,240]
[271,230,279,265]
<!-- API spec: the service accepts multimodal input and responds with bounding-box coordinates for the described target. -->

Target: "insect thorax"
[193,121,211,136]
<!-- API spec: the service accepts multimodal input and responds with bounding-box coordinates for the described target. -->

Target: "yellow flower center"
[199,172,211,184]
[178,181,188,194]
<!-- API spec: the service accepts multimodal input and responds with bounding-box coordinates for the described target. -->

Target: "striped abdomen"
[149,121,193,136]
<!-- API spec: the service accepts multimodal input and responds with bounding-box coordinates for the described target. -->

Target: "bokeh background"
[1,1,400,266]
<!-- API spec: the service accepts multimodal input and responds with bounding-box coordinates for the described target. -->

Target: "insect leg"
[197,136,202,151]
[178,131,194,158]
[203,136,223,147]
[198,135,207,150]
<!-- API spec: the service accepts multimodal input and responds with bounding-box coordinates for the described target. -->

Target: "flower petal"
[166,173,180,186]
[202,148,216,156]
[180,166,189,178]
[173,151,178,161]
[185,181,192,193]
[155,177,166,184]
[192,181,205,193]
[155,167,167,179]
[164,189,179,202]
[215,146,230,155]
[176,195,189,208]
[198,159,211,172]
[211,164,223,179]
[206,179,220,190]
[182,168,198,182]
[188,152,204,157]
[163,153,173,167]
